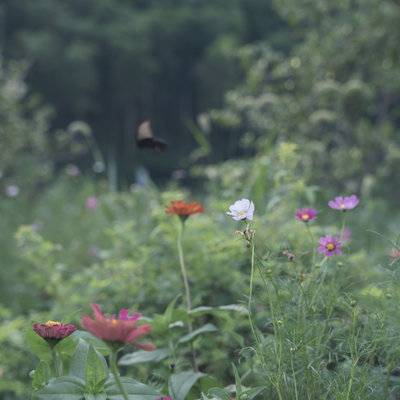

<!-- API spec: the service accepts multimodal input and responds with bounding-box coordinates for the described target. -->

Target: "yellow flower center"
[111,319,119,325]
[237,210,247,219]
[326,243,335,251]
[45,320,61,327]
[301,214,310,221]
[340,203,345,209]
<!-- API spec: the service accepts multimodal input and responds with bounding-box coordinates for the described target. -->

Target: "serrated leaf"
[168,371,205,400]
[119,348,170,366]
[36,376,85,399]
[105,376,160,399]
[178,324,218,344]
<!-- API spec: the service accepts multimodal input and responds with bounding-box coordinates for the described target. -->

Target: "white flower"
[226,199,255,221]
[5,184,20,198]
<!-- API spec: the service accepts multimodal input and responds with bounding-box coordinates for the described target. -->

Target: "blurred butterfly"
[136,120,168,152]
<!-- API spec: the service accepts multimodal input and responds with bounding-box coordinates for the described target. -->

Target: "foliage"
[212,0,400,201]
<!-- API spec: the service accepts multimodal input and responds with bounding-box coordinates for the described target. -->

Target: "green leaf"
[178,324,218,344]
[207,388,231,400]
[69,339,90,380]
[105,377,160,399]
[69,331,110,356]
[168,371,205,400]
[36,376,85,399]
[32,361,51,390]
[26,329,52,362]
[119,348,170,366]
[84,394,107,400]
[217,304,248,314]
[242,386,265,399]
[85,345,108,392]
[232,364,242,397]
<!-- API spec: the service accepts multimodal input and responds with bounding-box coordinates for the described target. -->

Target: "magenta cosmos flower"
[85,196,98,210]
[318,235,342,257]
[295,208,317,223]
[81,304,155,350]
[33,320,76,341]
[328,195,359,211]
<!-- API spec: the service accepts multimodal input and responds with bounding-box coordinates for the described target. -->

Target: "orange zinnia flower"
[165,200,204,220]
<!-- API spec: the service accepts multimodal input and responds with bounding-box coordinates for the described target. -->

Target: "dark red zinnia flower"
[81,304,155,350]
[165,200,204,217]
[33,320,76,341]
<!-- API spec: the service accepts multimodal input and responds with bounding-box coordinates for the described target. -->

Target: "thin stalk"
[310,257,328,307]
[177,222,192,311]
[345,308,358,400]
[177,221,198,371]
[52,347,63,377]
[110,351,129,400]
[248,240,255,311]
[305,224,316,267]
[340,212,347,241]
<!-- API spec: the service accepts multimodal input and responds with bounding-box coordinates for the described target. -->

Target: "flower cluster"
[225,194,359,258]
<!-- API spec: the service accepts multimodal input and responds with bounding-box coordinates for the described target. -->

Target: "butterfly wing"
[136,120,168,151]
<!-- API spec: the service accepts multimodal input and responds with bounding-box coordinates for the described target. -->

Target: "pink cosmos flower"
[390,249,400,262]
[33,321,76,341]
[85,196,98,210]
[81,304,155,350]
[295,208,317,223]
[318,235,342,257]
[328,195,359,211]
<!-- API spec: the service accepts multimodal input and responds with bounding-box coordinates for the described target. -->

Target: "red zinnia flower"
[81,304,155,350]
[165,200,204,219]
[33,320,76,341]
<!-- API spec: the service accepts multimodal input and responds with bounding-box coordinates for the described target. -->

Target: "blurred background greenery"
[0,0,399,398]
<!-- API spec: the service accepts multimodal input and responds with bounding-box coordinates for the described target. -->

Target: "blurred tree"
[212,0,400,201]
[1,0,289,188]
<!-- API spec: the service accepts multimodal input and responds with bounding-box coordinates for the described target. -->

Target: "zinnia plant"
[165,200,204,222]
[33,320,76,342]
[81,304,155,400]
[166,199,204,370]
[32,320,77,377]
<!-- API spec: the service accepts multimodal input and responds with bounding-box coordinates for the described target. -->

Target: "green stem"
[340,212,347,241]
[248,240,255,312]
[305,224,316,267]
[310,257,328,307]
[110,351,129,400]
[177,221,198,371]
[52,347,63,377]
